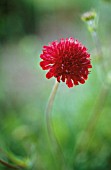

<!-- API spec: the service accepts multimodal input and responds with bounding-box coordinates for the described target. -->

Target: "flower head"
[40,37,92,88]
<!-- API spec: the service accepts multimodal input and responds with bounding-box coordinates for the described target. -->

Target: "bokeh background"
[0,0,111,169]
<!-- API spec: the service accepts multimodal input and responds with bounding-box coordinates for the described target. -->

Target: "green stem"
[45,81,59,143]
[45,81,66,169]
[73,23,109,160]
[85,85,108,134]
[91,31,102,57]
[91,30,107,78]
[0,148,28,169]
[73,20,109,161]
[85,85,109,149]
[0,159,20,169]
[75,84,109,154]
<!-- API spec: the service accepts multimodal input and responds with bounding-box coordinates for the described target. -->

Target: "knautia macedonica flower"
[40,37,92,88]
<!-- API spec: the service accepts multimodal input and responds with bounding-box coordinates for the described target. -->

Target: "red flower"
[40,37,92,88]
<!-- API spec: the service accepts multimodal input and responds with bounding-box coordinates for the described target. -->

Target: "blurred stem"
[84,29,108,143]
[45,81,66,169]
[75,84,109,155]
[74,20,109,158]
[85,85,108,134]
[91,30,106,76]
[85,85,109,149]
[45,80,59,143]
[91,31,102,57]
[0,148,29,169]
[0,159,20,169]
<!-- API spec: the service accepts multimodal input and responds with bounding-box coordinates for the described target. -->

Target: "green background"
[0,0,111,169]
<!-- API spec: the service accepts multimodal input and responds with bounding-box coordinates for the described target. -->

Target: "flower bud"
[81,10,97,33]
[81,11,96,22]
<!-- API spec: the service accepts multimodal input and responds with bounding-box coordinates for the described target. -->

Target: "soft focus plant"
[1,1,111,170]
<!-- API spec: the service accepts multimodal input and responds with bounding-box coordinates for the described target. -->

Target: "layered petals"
[40,37,92,88]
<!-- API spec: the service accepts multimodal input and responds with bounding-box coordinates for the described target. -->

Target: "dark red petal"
[42,65,52,70]
[78,77,85,84]
[46,71,54,79]
[61,75,65,82]
[66,78,73,88]
[82,74,88,80]
[40,54,52,60]
[43,45,51,50]
[82,46,87,51]
[87,64,92,68]
[57,76,61,82]
[40,61,51,70]
[86,54,90,58]
[73,78,79,85]
[40,61,50,67]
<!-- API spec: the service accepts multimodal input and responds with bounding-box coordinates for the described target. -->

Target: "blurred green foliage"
[0,0,111,170]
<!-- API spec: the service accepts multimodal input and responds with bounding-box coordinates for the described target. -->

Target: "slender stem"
[83,28,108,144]
[85,86,109,149]
[0,148,28,169]
[45,80,59,143]
[73,22,109,164]
[82,30,109,147]
[91,31,107,78]
[0,159,20,169]
[75,84,109,155]
[91,31,102,58]
[73,27,109,160]
[45,81,67,170]
[85,85,108,134]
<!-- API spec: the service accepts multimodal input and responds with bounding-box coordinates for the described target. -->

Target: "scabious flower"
[40,37,92,88]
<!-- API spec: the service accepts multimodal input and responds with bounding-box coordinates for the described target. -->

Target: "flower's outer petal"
[87,64,92,68]
[40,61,52,70]
[46,71,54,79]
[61,75,65,82]
[78,77,85,84]
[66,77,73,88]
[57,76,61,82]
[73,78,79,85]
